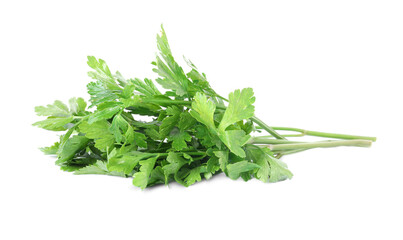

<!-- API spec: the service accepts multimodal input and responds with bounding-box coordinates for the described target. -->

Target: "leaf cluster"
[34,26,293,189]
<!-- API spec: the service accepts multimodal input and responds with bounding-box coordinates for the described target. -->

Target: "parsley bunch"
[34,26,376,189]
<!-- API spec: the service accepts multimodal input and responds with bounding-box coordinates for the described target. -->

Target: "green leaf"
[56,135,90,164]
[154,70,187,96]
[79,121,115,151]
[226,161,260,180]
[218,130,251,158]
[206,156,220,173]
[35,100,70,117]
[96,101,122,111]
[60,165,84,172]
[153,26,192,96]
[190,92,217,132]
[148,166,166,186]
[162,152,187,184]
[120,83,136,99]
[133,132,148,148]
[239,120,254,135]
[145,128,162,141]
[204,172,213,180]
[214,150,229,171]
[33,116,74,131]
[166,105,182,115]
[169,129,192,151]
[184,58,209,87]
[40,141,60,155]
[130,78,162,97]
[118,82,142,107]
[195,125,218,148]
[178,111,197,130]
[264,149,293,183]
[184,166,206,186]
[218,88,255,131]
[132,155,158,189]
[125,125,135,143]
[109,114,128,143]
[159,106,181,137]
[183,57,220,99]
[120,95,141,108]
[114,71,127,86]
[87,81,118,107]
[240,172,253,182]
[74,160,125,177]
[247,146,270,183]
[87,56,120,90]
[107,150,153,175]
[88,105,121,124]
[57,128,75,154]
[68,97,87,115]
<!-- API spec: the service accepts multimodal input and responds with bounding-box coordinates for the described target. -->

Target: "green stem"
[256,133,305,138]
[273,148,309,156]
[249,138,302,144]
[142,98,191,106]
[155,152,206,157]
[250,117,285,140]
[271,126,377,142]
[268,139,373,151]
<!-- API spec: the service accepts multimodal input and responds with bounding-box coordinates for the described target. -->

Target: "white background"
[1,1,402,239]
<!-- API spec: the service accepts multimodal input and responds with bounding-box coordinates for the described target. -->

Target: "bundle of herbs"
[33,27,376,189]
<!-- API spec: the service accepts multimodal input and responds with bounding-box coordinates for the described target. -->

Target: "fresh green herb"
[33,26,376,189]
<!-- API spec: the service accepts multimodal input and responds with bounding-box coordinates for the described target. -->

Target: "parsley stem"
[267,139,373,151]
[254,133,305,138]
[155,152,206,157]
[272,148,309,156]
[269,127,377,141]
[250,117,285,140]
[248,138,302,144]
[142,98,191,106]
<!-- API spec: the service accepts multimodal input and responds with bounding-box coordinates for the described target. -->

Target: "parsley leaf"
[263,149,294,183]
[35,100,70,117]
[162,152,187,184]
[88,105,121,124]
[87,56,121,90]
[130,78,162,97]
[74,160,125,177]
[87,81,118,107]
[190,92,217,132]
[153,26,191,97]
[184,166,205,186]
[33,116,74,131]
[132,155,158,189]
[169,129,192,151]
[40,141,60,155]
[79,120,115,151]
[214,150,229,171]
[247,146,270,182]
[218,88,255,131]
[159,106,181,137]
[226,161,260,180]
[56,135,90,165]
